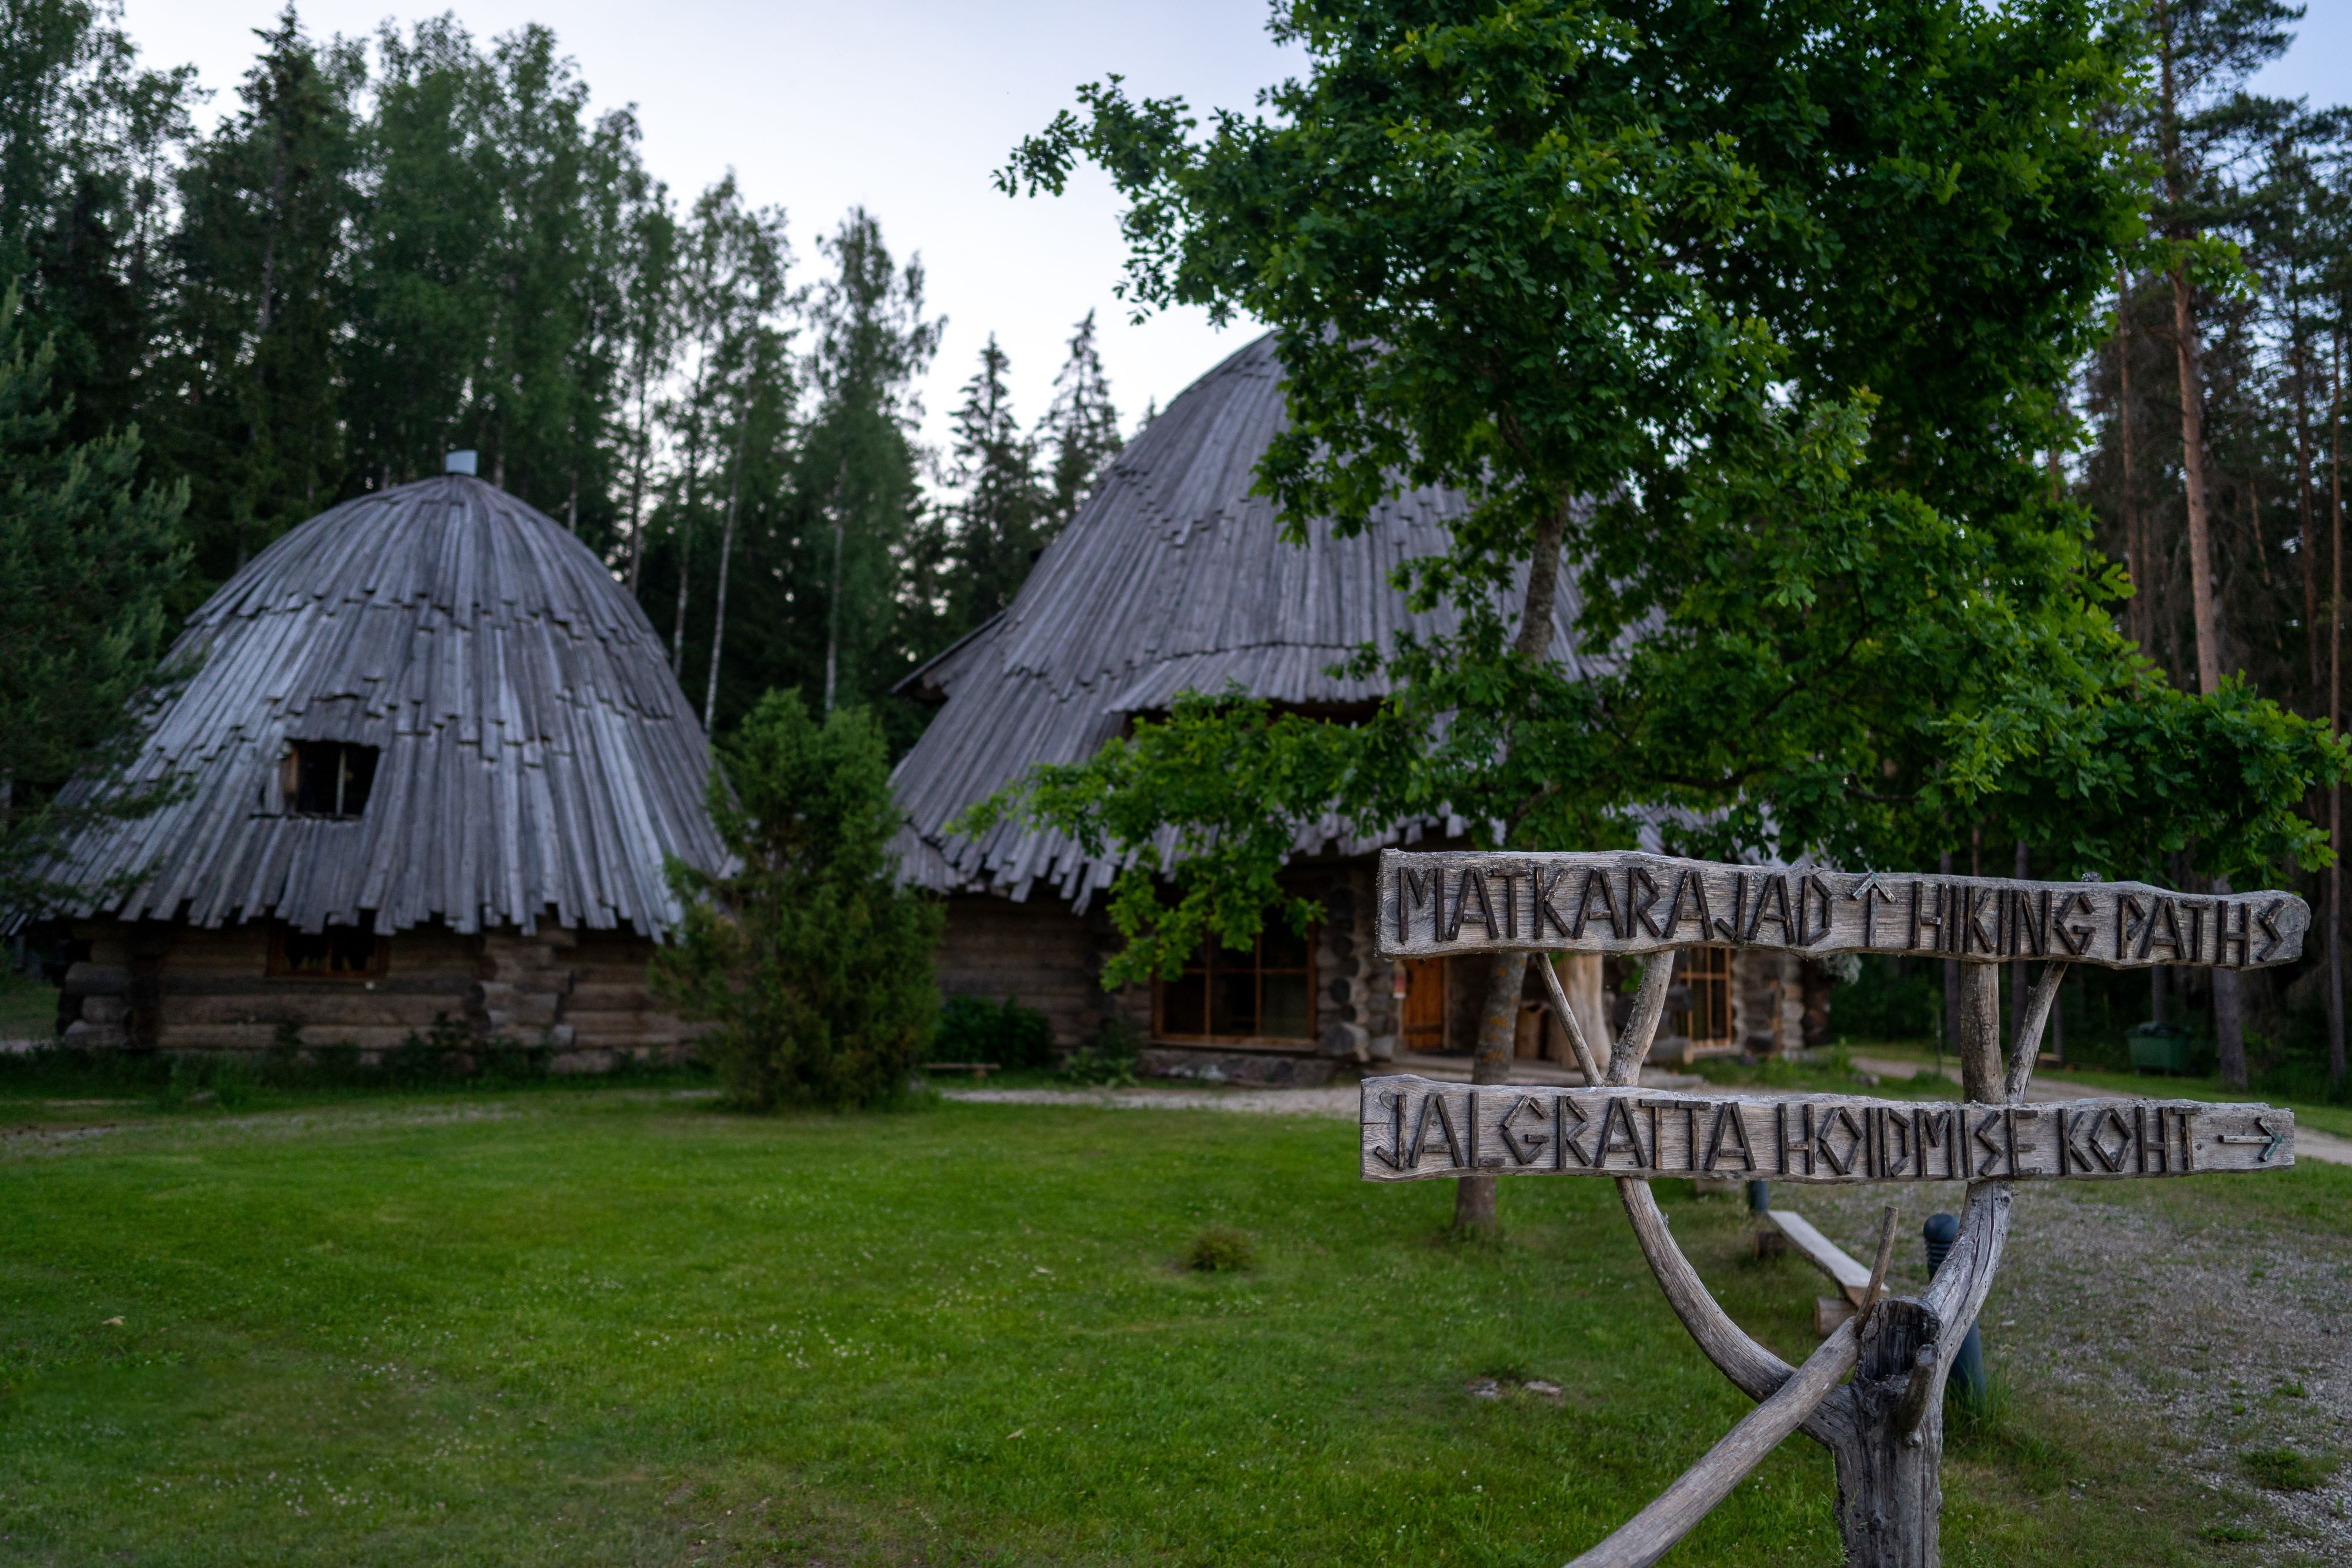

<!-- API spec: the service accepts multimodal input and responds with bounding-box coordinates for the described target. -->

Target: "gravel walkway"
[1795,1179,2352,1562]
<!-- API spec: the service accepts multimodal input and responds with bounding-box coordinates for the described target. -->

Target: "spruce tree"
[946,332,1045,627]
[1037,309,1122,534]
[651,688,940,1109]
[0,286,188,917]
[342,17,499,487]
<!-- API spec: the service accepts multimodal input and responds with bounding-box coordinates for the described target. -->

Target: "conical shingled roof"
[890,333,1596,904]
[48,475,726,937]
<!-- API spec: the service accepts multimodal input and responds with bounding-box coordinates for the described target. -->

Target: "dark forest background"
[2,0,1128,753]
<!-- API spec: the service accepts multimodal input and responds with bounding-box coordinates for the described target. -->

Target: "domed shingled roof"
[48,474,726,937]
[890,333,1598,904]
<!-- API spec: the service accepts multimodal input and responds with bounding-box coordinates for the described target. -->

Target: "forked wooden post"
[1361,850,2305,1568]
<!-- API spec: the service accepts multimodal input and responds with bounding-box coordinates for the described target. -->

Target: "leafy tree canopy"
[985,0,2347,987]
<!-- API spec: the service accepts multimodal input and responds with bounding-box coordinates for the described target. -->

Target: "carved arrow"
[2217,1116,2287,1163]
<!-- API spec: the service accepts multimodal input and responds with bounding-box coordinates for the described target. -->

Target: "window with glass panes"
[1671,946,1732,1045]
[1153,921,1316,1043]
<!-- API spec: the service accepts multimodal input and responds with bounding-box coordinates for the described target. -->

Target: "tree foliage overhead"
[985,0,2347,987]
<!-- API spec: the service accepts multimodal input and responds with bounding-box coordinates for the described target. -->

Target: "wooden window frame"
[1151,925,1319,1049]
[280,740,381,820]
[1672,945,1733,1046]
[267,922,389,981]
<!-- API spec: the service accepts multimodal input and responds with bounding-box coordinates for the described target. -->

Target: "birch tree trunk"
[703,413,751,731]
[2332,330,2346,1091]
[626,380,653,597]
[2116,272,2148,658]
[2171,261,2223,697]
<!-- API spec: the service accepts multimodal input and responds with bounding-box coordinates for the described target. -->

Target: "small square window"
[268,921,387,979]
[283,740,379,819]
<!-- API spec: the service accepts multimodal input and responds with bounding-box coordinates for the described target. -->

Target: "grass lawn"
[4,1087,2344,1565]
[0,974,57,1041]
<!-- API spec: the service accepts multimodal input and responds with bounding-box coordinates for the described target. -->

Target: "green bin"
[2126,1022,2193,1075]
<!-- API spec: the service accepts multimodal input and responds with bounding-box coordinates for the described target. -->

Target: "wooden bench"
[1761,1206,1877,1334]
[922,1062,1001,1080]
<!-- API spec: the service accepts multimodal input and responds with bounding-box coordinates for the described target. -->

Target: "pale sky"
[118,0,2346,462]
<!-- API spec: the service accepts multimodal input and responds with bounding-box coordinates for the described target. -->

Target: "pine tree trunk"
[1939,850,1959,1057]
[2297,332,2320,697]
[2214,874,2247,1089]
[2007,841,2029,1052]
[2167,258,2247,1078]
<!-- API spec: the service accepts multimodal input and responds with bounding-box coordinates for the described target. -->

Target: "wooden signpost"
[1362,848,2305,1568]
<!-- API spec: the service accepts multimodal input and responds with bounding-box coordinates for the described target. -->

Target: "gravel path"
[1795,1179,2352,1562]
[941,1084,1364,1117]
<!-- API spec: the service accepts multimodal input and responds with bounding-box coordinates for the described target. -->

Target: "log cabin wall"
[59,915,700,1067]
[1312,862,1394,1062]
[1730,950,1810,1055]
[933,893,1131,1051]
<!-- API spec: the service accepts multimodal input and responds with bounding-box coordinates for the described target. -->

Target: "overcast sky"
[118,0,2346,460]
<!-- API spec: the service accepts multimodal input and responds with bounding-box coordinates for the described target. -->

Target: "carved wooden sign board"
[1360,849,2307,1568]
[1361,1081,2293,1183]
[1377,848,2309,969]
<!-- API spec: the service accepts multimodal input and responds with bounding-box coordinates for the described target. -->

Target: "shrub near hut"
[653,691,940,1109]
[931,994,1056,1070]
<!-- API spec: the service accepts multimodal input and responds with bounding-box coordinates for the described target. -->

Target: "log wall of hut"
[58,916,699,1070]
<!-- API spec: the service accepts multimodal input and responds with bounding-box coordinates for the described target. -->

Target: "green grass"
[2239,1447,2337,1492]
[0,971,57,1039]
[0,1090,2320,1565]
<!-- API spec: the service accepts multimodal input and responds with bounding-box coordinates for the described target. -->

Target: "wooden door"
[1399,957,1447,1055]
